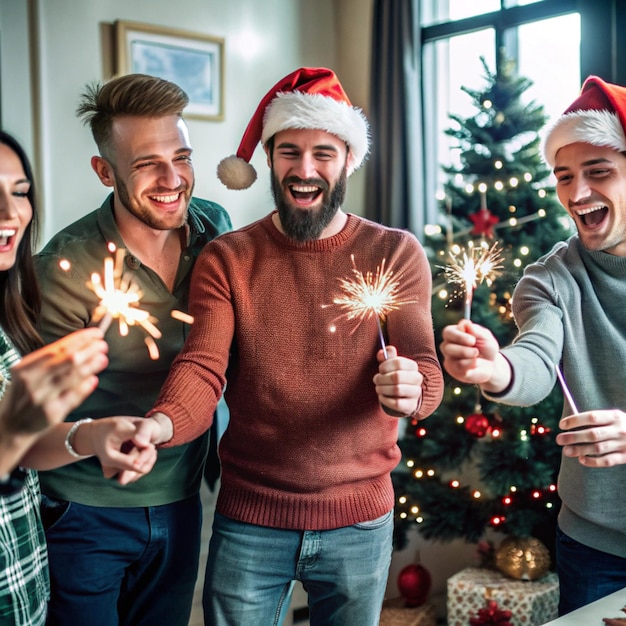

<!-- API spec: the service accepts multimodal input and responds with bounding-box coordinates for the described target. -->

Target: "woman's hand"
[0,327,108,437]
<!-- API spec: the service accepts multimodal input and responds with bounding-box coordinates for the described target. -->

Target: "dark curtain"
[365,0,424,238]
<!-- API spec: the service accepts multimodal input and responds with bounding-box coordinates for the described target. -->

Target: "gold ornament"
[494,536,551,581]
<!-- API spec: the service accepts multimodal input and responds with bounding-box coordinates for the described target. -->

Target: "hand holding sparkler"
[325,255,423,416]
[440,319,512,393]
[374,345,424,417]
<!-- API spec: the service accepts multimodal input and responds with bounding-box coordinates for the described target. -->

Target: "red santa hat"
[217,67,370,190]
[543,75,626,167]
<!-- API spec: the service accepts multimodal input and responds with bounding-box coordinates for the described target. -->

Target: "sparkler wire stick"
[464,284,473,320]
[98,312,113,333]
[555,364,579,414]
[376,317,388,359]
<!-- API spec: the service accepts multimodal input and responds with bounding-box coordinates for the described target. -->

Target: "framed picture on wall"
[114,20,224,121]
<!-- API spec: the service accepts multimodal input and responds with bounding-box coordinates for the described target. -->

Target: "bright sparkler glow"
[443,241,504,319]
[326,255,415,357]
[87,244,162,360]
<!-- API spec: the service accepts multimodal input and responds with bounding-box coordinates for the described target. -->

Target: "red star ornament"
[469,207,499,238]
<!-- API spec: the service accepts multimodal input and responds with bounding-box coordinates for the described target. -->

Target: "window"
[420,0,581,224]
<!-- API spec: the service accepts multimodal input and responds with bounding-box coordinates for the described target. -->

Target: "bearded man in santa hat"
[128,67,443,625]
[440,75,626,616]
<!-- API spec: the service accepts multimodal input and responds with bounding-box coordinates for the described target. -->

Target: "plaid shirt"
[0,328,49,625]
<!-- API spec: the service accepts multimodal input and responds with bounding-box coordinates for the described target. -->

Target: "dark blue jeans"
[556,525,626,615]
[41,494,202,626]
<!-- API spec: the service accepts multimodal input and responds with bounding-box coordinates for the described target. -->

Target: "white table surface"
[542,588,626,625]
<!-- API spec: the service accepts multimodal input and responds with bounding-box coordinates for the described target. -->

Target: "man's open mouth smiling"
[289,183,322,202]
[149,192,181,204]
[576,204,609,227]
[284,176,329,204]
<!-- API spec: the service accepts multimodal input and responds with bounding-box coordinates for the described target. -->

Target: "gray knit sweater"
[485,235,626,557]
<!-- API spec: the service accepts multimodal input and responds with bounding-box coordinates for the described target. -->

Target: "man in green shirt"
[34,74,231,626]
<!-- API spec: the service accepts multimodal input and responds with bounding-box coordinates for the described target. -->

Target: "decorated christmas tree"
[393,55,574,562]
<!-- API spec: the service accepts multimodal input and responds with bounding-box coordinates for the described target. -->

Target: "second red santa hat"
[543,75,626,167]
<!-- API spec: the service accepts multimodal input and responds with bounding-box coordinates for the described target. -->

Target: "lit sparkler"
[443,241,504,319]
[87,243,162,360]
[326,255,415,358]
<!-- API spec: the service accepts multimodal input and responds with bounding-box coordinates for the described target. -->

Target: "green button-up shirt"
[34,194,231,507]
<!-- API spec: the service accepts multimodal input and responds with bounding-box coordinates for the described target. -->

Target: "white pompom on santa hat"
[217,67,370,190]
[543,75,626,167]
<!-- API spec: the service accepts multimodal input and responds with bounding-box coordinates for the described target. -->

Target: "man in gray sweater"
[440,75,626,616]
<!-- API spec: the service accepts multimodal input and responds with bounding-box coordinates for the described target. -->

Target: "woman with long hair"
[0,130,156,625]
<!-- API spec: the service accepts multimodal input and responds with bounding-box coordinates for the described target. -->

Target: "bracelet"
[64,418,94,459]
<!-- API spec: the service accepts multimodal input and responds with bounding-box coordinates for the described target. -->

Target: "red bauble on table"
[397,563,432,607]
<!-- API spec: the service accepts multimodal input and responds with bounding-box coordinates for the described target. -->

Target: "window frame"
[418,0,626,228]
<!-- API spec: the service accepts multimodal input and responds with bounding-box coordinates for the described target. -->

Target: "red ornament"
[469,207,499,238]
[469,599,513,626]
[465,413,490,438]
[397,563,432,607]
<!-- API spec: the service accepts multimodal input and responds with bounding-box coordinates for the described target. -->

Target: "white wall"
[4,0,376,242]
[31,0,329,239]
[0,0,35,158]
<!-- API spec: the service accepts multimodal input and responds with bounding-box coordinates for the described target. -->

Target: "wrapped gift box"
[380,597,437,626]
[447,567,559,626]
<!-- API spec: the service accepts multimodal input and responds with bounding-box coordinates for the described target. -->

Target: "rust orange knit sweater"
[150,212,443,530]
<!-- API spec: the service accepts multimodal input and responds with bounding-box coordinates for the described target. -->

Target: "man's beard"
[271,166,347,242]
[115,172,192,231]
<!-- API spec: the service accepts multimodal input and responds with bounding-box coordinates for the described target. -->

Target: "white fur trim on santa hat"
[261,91,370,174]
[217,155,258,190]
[543,109,626,167]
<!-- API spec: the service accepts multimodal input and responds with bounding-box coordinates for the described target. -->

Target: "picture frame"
[114,20,224,121]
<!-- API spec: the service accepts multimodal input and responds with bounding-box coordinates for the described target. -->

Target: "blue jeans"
[556,525,626,615]
[203,511,394,626]
[41,494,202,626]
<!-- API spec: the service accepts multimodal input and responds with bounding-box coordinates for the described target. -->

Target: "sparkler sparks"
[87,243,162,360]
[58,245,195,361]
[326,255,415,358]
[443,241,504,319]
